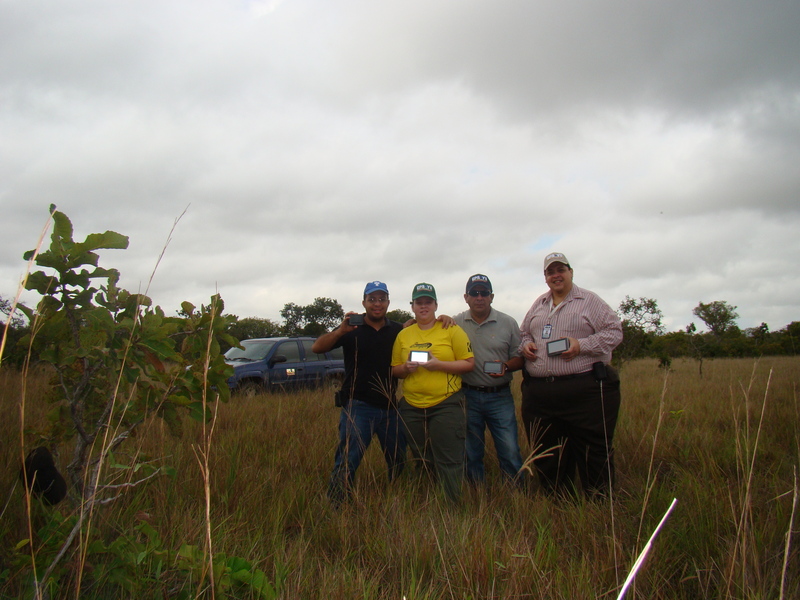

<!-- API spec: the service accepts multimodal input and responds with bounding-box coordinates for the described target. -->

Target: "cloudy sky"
[2,0,799,334]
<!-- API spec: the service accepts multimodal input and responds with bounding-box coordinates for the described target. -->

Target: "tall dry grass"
[1,356,798,599]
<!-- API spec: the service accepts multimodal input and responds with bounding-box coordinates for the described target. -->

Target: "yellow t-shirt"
[391,322,474,408]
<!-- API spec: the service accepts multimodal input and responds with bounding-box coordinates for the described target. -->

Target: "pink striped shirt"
[519,284,622,377]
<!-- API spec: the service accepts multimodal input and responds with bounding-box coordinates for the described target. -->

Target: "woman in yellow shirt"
[391,283,474,503]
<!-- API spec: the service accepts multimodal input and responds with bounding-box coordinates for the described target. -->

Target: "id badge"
[542,324,552,339]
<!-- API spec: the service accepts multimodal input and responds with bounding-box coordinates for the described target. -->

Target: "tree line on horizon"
[2,293,797,370]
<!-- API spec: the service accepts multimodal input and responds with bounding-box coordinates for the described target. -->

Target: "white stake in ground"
[617,497,678,600]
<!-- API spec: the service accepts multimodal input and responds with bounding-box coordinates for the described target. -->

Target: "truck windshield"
[225,340,277,361]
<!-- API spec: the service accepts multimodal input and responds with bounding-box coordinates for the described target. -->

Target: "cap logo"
[545,252,566,262]
[471,275,488,284]
[416,284,433,293]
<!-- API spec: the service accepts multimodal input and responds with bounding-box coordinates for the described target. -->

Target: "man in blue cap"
[312,281,406,505]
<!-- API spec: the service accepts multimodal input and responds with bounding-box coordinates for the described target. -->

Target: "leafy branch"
[17,207,238,597]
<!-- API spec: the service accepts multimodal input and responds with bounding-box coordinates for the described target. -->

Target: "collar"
[364,317,393,331]
[465,307,497,324]
[542,284,584,306]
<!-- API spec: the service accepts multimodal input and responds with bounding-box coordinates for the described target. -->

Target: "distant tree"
[0,295,25,328]
[280,297,344,336]
[741,322,771,355]
[744,322,769,342]
[719,324,749,357]
[386,308,413,324]
[692,300,739,337]
[615,296,665,367]
[0,294,29,367]
[302,297,345,333]
[779,321,800,355]
[618,296,665,333]
[1,295,13,318]
[279,302,305,336]
[651,329,691,359]
[225,316,281,349]
[685,323,707,377]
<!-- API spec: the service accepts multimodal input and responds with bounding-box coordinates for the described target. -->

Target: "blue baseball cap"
[364,281,389,296]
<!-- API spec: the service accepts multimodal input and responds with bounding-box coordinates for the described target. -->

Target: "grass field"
[2,356,798,599]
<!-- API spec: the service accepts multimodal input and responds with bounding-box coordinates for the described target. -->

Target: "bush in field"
[19,207,235,496]
[14,206,246,596]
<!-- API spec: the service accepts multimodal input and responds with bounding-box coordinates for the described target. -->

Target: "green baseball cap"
[411,282,437,301]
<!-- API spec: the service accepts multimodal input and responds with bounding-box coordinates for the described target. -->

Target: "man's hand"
[437,314,455,329]
[521,342,538,361]
[394,360,420,378]
[488,363,507,378]
[560,337,581,361]
[420,356,443,371]
[420,356,475,374]
[312,312,356,353]
[404,314,455,329]
[341,311,360,332]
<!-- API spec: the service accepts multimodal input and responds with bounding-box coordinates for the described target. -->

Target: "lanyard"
[542,298,565,339]
[547,299,565,321]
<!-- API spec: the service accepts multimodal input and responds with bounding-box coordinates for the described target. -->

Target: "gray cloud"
[2,0,799,337]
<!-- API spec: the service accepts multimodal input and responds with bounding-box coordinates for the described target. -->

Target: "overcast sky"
[2,0,799,334]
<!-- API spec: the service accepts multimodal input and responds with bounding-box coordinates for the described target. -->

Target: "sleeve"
[450,326,474,360]
[518,303,537,350]
[578,298,623,357]
[332,331,351,351]
[508,317,522,358]
[391,332,406,367]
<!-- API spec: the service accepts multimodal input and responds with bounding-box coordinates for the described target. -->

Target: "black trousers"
[520,367,621,498]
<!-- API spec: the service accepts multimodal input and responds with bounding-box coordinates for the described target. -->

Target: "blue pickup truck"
[224,336,345,395]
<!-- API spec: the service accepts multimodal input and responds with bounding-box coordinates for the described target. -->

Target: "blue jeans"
[464,386,524,484]
[328,399,406,504]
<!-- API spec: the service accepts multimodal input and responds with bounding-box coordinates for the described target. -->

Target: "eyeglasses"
[365,296,389,304]
[467,290,492,297]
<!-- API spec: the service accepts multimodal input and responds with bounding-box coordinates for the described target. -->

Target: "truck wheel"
[325,373,343,390]
[237,381,262,398]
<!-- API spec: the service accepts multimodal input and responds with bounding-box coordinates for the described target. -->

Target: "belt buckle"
[545,375,556,383]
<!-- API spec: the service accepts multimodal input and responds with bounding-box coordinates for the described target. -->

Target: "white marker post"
[616,498,678,600]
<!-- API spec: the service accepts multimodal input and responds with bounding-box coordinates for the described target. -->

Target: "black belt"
[462,382,510,393]
[529,370,594,383]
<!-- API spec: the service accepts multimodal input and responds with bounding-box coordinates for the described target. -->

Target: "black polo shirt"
[332,319,403,409]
